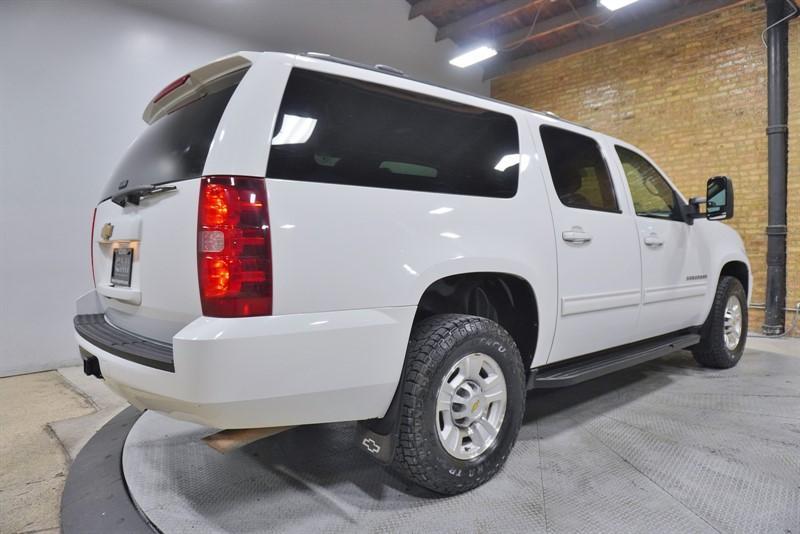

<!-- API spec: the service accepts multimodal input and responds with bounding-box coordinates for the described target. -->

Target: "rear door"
[612,145,710,338]
[535,124,642,363]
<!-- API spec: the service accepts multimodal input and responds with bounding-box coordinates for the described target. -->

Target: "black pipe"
[763,0,792,335]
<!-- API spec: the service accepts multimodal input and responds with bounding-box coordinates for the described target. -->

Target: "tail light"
[90,207,97,287]
[198,176,272,317]
[153,74,190,103]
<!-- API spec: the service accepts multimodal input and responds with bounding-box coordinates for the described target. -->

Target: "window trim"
[539,125,622,215]
[614,145,687,223]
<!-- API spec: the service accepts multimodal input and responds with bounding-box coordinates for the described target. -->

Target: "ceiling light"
[599,0,640,11]
[449,46,497,68]
[429,207,453,215]
[272,115,317,145]
[494,154,521,172]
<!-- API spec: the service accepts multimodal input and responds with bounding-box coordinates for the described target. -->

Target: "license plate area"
[111,246,133,287]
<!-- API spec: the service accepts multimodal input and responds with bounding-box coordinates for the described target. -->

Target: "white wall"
[0,0,484,377]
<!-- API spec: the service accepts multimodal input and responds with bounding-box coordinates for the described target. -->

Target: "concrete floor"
[0,336,797,533]
[0,369,126,534]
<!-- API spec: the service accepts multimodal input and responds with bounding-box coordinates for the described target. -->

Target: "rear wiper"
[112,184,177,207]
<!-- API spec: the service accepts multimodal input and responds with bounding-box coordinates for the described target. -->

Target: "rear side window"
[266,69,520,198]
[101,84,237,201]
[539,126,619,212]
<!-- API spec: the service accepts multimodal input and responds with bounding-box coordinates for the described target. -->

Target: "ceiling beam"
[485,3,604,49]
[483,0,742,80]
[435,0,542,43]
[408,0,451,20]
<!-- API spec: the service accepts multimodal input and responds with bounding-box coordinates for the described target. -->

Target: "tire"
[390,314,526,495]
[692,276,747,369]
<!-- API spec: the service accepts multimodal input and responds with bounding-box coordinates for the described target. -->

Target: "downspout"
[762,0,798,335]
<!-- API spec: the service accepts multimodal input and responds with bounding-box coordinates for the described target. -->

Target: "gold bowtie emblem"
[101,223,114,240]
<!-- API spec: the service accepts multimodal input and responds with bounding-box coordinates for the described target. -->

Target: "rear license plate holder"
[111,247,133,287]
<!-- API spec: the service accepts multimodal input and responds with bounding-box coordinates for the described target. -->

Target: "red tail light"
[90,207,97,287]
[198,177,272,317]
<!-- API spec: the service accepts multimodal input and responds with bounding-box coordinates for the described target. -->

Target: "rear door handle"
[562,228,592,244]
[644,234,664,247]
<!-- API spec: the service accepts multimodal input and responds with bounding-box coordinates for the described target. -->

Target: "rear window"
[100,84,236,201]
[266,69,520,198]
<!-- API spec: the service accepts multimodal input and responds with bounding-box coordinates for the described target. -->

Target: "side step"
[529,333,700,389]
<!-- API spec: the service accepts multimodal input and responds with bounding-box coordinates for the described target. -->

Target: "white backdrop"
[0,0,485,376]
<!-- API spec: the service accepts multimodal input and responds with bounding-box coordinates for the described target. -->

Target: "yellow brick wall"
[492,1,799,334]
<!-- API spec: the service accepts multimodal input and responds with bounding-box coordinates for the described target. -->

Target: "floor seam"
[536,419,549,534]
[53,371,100,413]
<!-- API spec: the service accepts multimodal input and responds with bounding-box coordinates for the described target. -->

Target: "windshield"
[100,84,237,201]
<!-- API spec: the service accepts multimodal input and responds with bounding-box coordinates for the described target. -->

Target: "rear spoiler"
[142,53,254,125]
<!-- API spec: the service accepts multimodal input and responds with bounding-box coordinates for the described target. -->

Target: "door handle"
[562,228,592,244]
[644,234,664,247]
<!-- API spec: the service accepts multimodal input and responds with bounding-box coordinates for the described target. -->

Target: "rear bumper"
[75,294,415,429]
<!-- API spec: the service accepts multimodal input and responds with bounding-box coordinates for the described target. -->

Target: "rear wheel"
[692,276,747,369]
[390,314,525,495]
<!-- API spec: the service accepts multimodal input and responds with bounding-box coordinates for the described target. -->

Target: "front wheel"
[692,276,747,369]
[389,314,525,495]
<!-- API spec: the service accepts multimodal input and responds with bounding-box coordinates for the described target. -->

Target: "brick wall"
[492,1,799,334]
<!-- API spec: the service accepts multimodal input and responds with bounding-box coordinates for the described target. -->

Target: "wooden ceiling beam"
[487,3,604,49]
[435,0,543,43]
[408,0,454,20]
[483,0,742,80]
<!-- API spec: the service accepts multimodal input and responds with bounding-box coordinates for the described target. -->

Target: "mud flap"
[355,423,396,464]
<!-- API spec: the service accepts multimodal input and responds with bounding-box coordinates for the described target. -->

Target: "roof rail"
[303,52,406,78]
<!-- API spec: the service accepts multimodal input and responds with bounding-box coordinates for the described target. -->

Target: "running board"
[528,333,700,389]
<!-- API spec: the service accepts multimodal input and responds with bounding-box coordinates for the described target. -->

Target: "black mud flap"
[355,375,405,465]
[355,423,396,464]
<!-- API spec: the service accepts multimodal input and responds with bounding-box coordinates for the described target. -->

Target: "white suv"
[75,51,751,495]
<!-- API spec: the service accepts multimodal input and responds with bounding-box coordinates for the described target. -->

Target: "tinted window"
[616,146,680,220]
[101,84,237,201]
[540,126,618,212]
[266,69,520,198]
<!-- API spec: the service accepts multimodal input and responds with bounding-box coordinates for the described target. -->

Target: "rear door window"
[266,69,520,198]
[101,84,237,201]
[539,126,619,212]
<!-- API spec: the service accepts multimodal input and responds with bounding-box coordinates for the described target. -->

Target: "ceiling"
[405,0,743,80]
[116,0,487,94]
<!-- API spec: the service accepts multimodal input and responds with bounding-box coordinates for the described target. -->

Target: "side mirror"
[706,175,734,220]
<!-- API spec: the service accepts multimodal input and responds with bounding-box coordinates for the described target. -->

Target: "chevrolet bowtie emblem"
[101,223,114,240]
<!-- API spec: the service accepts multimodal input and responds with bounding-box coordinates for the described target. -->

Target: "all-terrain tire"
[389,314,526,495]
[692,275,747,369]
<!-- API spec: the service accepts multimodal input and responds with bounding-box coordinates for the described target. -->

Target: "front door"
[537,125,642,363]
[612,145,710,340]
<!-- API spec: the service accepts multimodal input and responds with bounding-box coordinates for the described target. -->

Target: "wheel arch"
[413,271,539,371]
[698,258,751,328]
[719,260,750,299]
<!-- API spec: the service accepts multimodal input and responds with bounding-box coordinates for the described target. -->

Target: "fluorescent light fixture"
[272,114,317,145]
[599,0,640,11]
[429,207,453,215]
[449,46,497,68]
[494,154,521,172]
[440,231,461,239]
